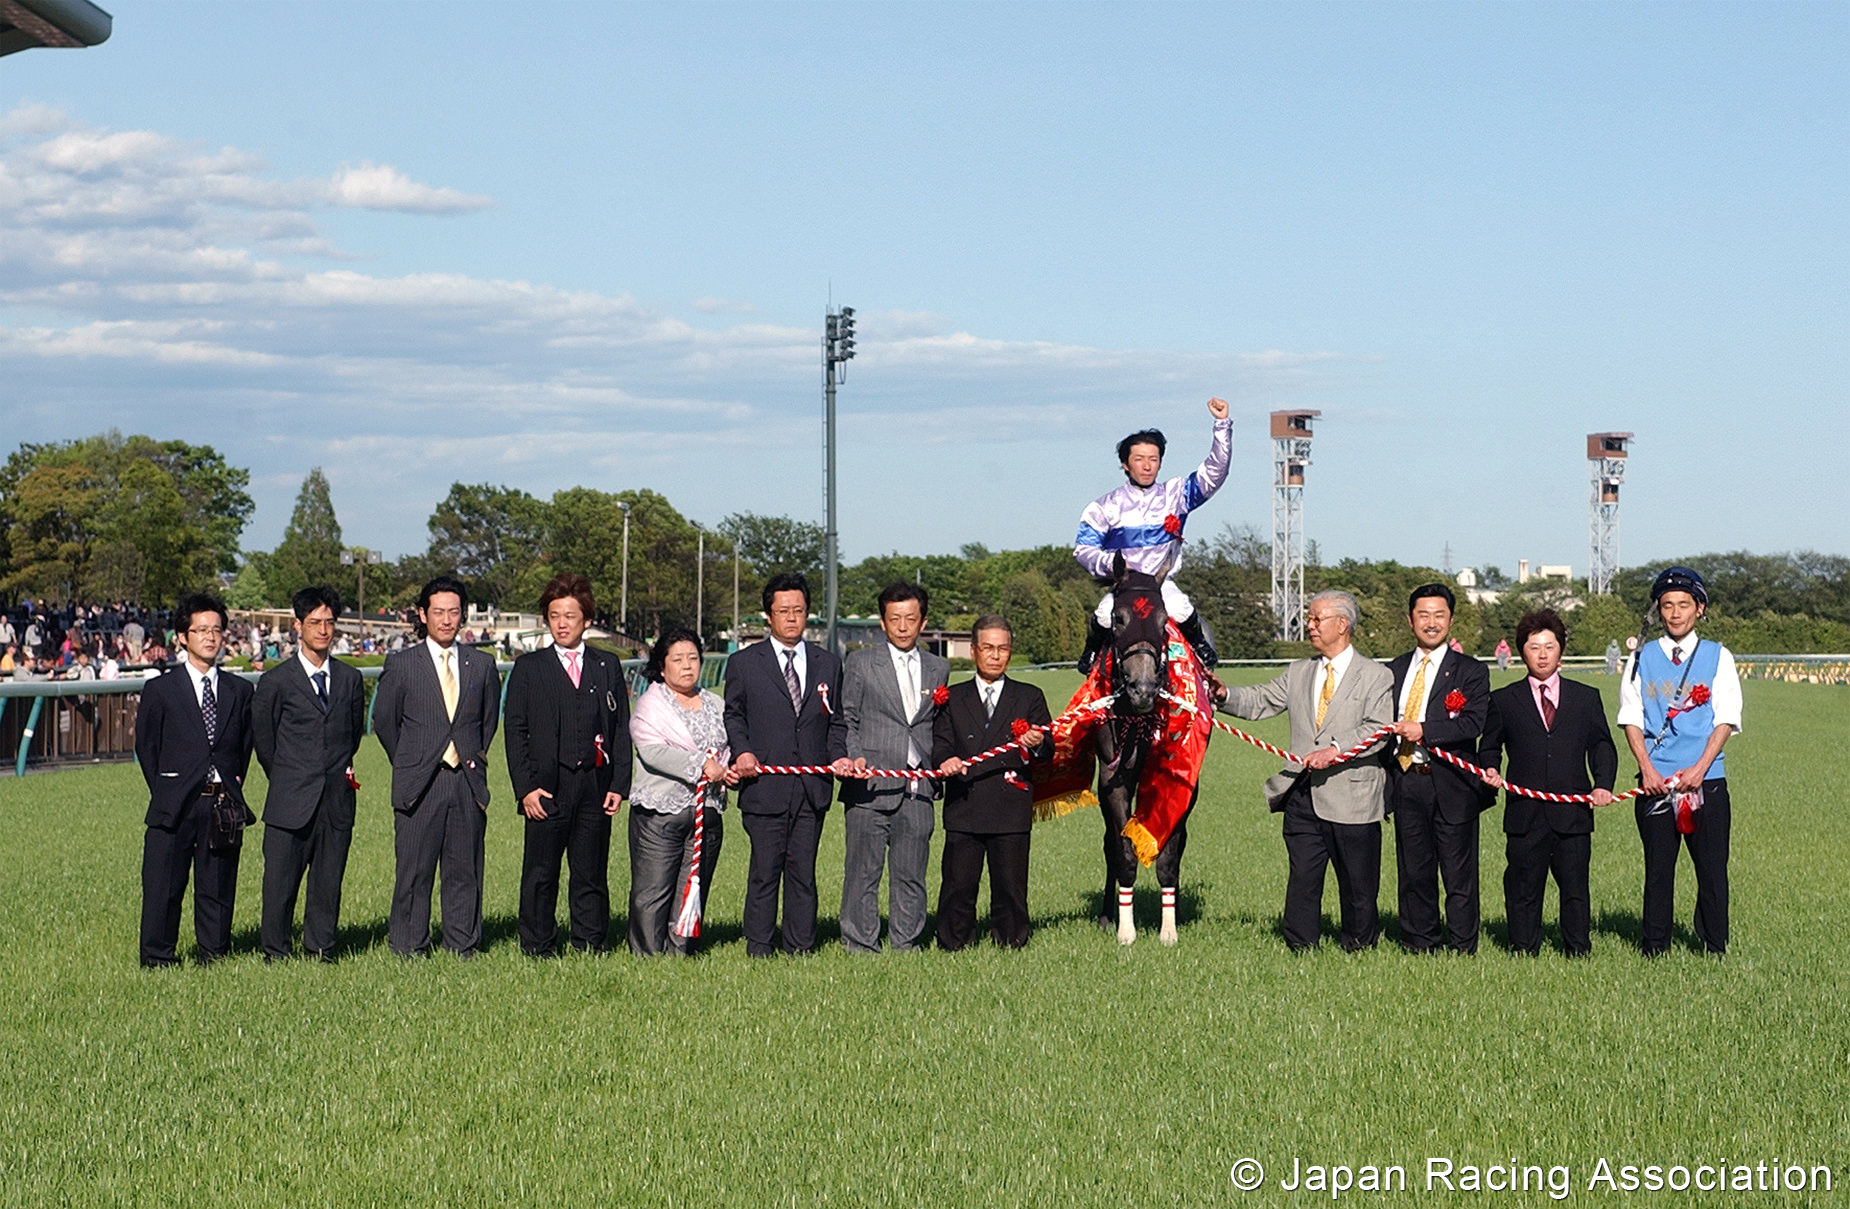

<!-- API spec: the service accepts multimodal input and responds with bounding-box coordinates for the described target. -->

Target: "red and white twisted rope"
[1163,690,1656,806]
[744,696,1114,781]
[668,697,1115,935]
[671,750,721,941]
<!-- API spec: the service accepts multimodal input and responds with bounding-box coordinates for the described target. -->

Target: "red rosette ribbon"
[345,766,361,790]
[1666,683,1713,723]
[1444,689,1467,718]
[1162,514,1182,537]
[1011,717,1031,742]
[594,734,608,768]
[817,682,832,715]
[931,684,949,707]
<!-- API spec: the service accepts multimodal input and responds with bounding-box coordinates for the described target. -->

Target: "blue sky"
[2,1,1844,579]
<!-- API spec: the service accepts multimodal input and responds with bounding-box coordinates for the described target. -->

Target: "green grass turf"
[0,670,1845,1206]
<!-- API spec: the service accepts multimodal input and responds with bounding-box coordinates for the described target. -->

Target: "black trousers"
[1636,778,1731,955]
[518,766,613,955]
[140,792,241,965]
[740,803,824,956]
[389,766,485,956]
[1281,788,1381,952]
[1392,771,1481,954]
[627,805,724,956]
[260,796,353,959]
[936,829,1031,951]
[1503,825,1591,955]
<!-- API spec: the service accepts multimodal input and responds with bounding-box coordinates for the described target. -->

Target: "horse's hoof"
[1159,926,1179,947]
[1117,926,1137,946]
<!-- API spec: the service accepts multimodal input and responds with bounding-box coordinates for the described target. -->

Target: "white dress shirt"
[889,642,923,766]
[1396,646,1446,765]
[768,636,806,698]
[1616,632,1743,733]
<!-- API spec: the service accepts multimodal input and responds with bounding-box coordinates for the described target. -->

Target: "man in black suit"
[724,573,848,957]
[503,573,631,956]
[1476,609,1618,956]
[932,615,1053,951]
[373,575,501,957]
[1383,583,1492,954]
[135,592,254,967]
[253,586,365,962]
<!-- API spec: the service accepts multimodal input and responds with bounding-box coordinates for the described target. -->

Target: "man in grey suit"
[831,582,949,953]
[373,575,501,957]
[1216,589,1395,951]
[253,586,365,962]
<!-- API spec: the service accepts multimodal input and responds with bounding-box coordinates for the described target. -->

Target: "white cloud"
[325,162,492,213]
[0,104,1363,557]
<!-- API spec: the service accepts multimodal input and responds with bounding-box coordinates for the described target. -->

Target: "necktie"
[983,683,997,719]
[440,649,461,767]
[900,651,919,717]
[1397,655,1428,771]
[1539,685,1556,731]
[201,674,218,746]
[311,669,329,711]
[1670,645,1683,666]
[1315,662,1335,729]
[783,649,802,713]
[565,649,582,689]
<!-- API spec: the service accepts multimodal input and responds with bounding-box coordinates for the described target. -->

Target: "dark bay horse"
[1094,552,1199,945]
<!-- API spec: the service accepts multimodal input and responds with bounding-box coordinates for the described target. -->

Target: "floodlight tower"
[1270,410,1320,641]
[822,305,856,653]
[1586,432,1632,595]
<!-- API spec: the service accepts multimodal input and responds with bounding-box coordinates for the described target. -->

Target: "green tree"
[267,469,345,601]
[716,513,826,586]
[550,488,700,641]
[1175,525,1277,659]
[225,560,272,610]
[426,482,551,610]
[0,433,251,604]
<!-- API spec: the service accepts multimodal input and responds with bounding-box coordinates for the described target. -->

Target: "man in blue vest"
[1617,566,1743,958]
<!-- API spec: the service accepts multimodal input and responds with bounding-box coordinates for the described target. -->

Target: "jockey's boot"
[1177,611,1218,671]
[1076,618,1112,676]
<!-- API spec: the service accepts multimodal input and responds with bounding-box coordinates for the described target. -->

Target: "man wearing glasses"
[374,575,501,957]
[252,587,365,962]
[134,592,255,967]
[1215,591,1395,952]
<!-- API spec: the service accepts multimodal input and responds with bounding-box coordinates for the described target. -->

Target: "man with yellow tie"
[1215,590,1395,951]
[374,575,502,957]
[1383,584,1492,954]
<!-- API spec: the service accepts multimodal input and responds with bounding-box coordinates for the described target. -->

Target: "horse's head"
[1106,551,1172,716]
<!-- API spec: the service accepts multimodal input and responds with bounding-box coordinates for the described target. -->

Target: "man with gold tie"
[1382,584,1492,954]
[1215,590,1395,952]
[374,575,501,957]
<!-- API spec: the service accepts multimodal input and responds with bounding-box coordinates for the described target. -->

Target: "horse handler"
[1214,590,1395,952]
[1618,566,1743,958]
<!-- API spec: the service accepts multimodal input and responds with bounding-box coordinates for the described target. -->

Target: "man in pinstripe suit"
[373,575,501,957]
[832,582,949,953]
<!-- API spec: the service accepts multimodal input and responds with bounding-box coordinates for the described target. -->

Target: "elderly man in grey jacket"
[1217,590,1395,951]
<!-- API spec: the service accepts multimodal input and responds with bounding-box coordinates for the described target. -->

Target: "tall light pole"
[618,501,632,642]
[823,305,856,653]
[732,539,740,652]
[339,546,383,633]
[695,526,705,640]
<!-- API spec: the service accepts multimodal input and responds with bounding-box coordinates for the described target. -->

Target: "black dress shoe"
[140,957,180,970]
[307,949,336,964]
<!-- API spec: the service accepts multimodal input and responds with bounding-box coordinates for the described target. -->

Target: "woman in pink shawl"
[627,626,737,955]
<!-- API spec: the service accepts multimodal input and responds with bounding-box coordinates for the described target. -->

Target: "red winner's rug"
[1033,619,1213,866]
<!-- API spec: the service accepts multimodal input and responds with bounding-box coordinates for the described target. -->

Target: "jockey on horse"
[1074,396,1232,677]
